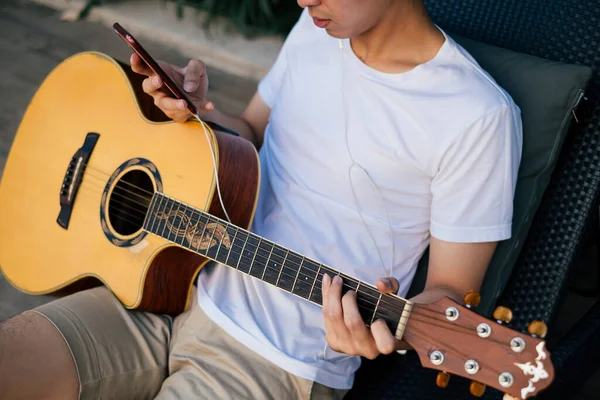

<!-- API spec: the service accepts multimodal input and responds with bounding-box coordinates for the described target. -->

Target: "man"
[0,0,522,399]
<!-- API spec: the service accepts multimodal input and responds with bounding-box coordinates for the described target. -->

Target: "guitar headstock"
[401,295,554,399]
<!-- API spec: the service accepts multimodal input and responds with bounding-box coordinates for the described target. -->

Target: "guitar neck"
[143,192,410,334]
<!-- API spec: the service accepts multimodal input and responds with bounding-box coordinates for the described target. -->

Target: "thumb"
[376,277,400,294]
[183,59,206,93]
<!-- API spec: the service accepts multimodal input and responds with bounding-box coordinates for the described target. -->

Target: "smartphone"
[113,22,198,115]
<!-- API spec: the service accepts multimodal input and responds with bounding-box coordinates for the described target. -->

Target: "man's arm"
[200,91,271,148]
[321,237,497,359]
[411,237,497,304]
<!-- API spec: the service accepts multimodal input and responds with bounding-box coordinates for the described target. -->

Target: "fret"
[176,203,188,246]
[292,259,319,300]
[249,240,272,280]
[263,245,286,286]
[226,228,247,270]
[275,250,289,288]
[142,194,157,231]
[291,256,304,293]
[149,193,164,234]
[159,196,176,239]
[214,225,238,264]
[235,232,250,271]
[189,209,210,253]
[371,293,383,325]
[202,214,220,259]
[224,225,240,265]
[211,218,229,262]
[248,237,262,276]
[238,235,260,274]
[165,200,181,243]
[308,264,321,303]
[278,251,301,292]
[261,242,275,281]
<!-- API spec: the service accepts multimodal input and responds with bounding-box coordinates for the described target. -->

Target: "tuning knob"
[493,306,513,324]
[436,372,450,388]
[463,291,481,309]
[528,320,548,339]
[469,381,486,397]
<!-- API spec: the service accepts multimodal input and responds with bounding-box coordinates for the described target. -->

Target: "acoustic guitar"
[0,52,553,399]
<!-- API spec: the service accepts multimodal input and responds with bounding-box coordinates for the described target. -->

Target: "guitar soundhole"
[108,169,154,236]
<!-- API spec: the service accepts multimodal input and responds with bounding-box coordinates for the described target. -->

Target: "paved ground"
[0,0,256,176]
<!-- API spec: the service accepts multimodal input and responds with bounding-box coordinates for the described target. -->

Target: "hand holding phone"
[114,22,214,121]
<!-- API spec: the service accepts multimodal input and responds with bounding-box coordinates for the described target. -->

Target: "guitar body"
[0,52,260,315]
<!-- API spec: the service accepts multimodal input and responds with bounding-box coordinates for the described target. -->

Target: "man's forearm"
[199,108,260,148]
[409,285,463,305]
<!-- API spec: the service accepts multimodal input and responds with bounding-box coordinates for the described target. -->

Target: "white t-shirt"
[197,9,522,390]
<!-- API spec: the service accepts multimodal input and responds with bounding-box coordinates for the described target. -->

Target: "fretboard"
[142,192,407,332]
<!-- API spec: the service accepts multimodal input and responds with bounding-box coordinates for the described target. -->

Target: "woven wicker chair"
[346,1,600,399]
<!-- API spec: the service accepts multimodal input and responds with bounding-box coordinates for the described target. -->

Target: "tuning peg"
[436,371,450,388]
[493,306,513,324]
[528,320,548,339]
[503,394,519,400]
[463,291,481,309]
[469,381,486,397]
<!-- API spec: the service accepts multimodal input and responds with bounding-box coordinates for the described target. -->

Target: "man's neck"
[350,2,445,74]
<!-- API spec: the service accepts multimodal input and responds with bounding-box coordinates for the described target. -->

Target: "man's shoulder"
[442,36,519,123]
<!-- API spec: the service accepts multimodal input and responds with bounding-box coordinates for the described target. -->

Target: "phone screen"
[113,22,198,115]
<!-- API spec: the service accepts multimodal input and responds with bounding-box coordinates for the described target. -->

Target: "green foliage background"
[82,0,302,37]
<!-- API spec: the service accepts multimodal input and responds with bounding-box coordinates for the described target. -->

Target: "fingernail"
[178,101,186,110]
[153,76,161,86]
[381,278,391,287]
[184,82,196,92]
[322,274,330,286]
[333,275,342,284]
[206,102,214,110]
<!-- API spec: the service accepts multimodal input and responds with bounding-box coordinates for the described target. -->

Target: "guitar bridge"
[56,132,100,229]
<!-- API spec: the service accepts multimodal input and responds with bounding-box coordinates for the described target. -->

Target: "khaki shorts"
[0,274,347,400]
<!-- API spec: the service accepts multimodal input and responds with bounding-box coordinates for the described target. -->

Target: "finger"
[376,277,400,294]
[342,291,378,358]
[157,96,188,113]
[130,54,152,76]
[142,75,163,94]
[166,111,192,123]
[198,100,214,112]
[371,319,398,355]
[183,60,206,93]
[322,275,350,350]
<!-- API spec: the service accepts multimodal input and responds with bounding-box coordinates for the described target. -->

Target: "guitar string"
[63,182,498,339]
[74,183,409,315]
[74,172,481,326]
[78,182,409,317]
[77,172,409,316]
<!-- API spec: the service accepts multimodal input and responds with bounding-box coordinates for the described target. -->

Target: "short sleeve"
[258,9,311,108]
[430,105,523,243]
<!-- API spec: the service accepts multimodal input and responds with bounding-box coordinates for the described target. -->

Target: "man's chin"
[324,29,349,39]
